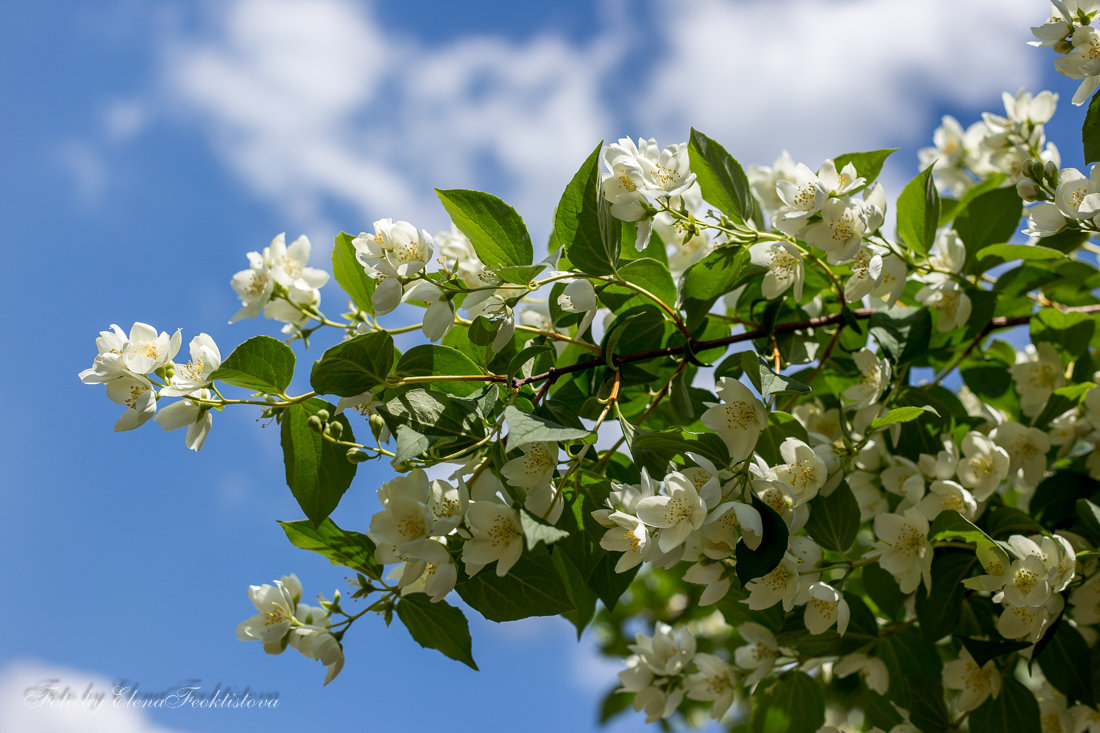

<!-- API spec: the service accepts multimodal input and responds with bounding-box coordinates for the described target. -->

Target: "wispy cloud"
[0,660,189,733]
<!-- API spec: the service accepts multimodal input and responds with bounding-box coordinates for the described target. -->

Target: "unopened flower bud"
[369,414,388,442]
[1016,179,1039,201]
[346,448,370,463]
[326,421,344,440]
[307,415,325,433]
[1026,158,1045,181]
[1045,160,1059,183]
[315,409,331,422]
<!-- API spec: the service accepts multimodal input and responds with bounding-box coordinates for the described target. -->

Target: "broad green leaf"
[860,564,907,620]
[629,428,730,476]
[279,518,383,579]
[983,506,1046,538]
[507,344,554,385]
[680,247,758,330]
[436,188,533,269]
[741,353,811,398]
[1030,307,1095,363]
[331,231,376,313]
[754,411,811,466]
[1085,87,1100,165]
[974,243,1067,264]
[954,185,1023,271]
[896,164,940,256]
[915,551,976,644]
[395,595,478,670]
[870,405,939,430]
[391,425,430,465]
[929,510,998,556]
[969,677,1040,733]
[832,148,897,192]
[280,398,357,526]
[1031,471,1100,527]
[1037,618,1095,707]
[209,335,295,394]
[503,405,589,450]
[906,676,950,733]
[378,388,485,464]
[869,307,932,365]
[804,482,859,552]
[1077,498,1100,542]
[958,636,1031,668]
[394,344,486,396]
[310,331,395,397]
[735,498,788,584]
[519,509,570,550]
[455,547,574,622]
[554,142,621,275]
[688,128,754,222]
[616,257,677,309]
[875,627,943,707]
[756,671,825,733]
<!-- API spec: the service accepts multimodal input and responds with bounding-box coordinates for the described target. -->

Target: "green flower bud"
[346,448,369,463]
[307,415,324,433]
[369,413,388,442]
[1045,160,1059,183]
[326,421,344,440]
[315,409,331,422]
[1016,179,1039,201]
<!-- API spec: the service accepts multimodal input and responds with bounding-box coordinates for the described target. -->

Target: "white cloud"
[0,660,189,733]
[55,141,108,205]
[641,0,1044,180]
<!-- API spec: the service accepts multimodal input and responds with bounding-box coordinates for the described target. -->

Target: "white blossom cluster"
[79,321,222,450]
[918,89,1060,196]
[1033,1,1100,104]
[229,233,330,335]
[236,574,345,685]
[1024,163,1100,237]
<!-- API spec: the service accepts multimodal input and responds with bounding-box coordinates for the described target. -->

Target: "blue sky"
[0,1,1087,731]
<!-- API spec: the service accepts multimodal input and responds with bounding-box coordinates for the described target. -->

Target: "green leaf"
[741,353,811,398]
[735,498,789,584]
[915,551,976,644]
[896,164,940,256]
[680,246,758,330]
[503,405,589,451]
[756,671,825,733]
[954,185,1023,271]
[436,188,533,268]
[519,509,570,550]
[688,128,755,222]
[929,510,998,556]
[974,243,1067,264]
[983,506,1047,538]
[378,388,485,465]
[832,149,897,192]
[860,564,907,620]
[753,411,811,467]
[1037,618,1095,706]
[279,518,383,579]
[869,307,932,365]
[804,481,859,552]
[395,595,478,670]
[1085,87,1100,165]
[1030,307,1095,363]
[394,344,486,397]
[310,331,395,397]
[209,335,295,394]
[906,675,950,733]
[969,676,1040,733]
[876,627,943,707]
[628,428,730,477]
[870,405,939,430]
[615,257,677,309]
[1077,498,1100,542]
[455,547,575,622]
[280,399,357,526]
[331,231,376,313]
[957,637,1032,668]
[554,142,621,275]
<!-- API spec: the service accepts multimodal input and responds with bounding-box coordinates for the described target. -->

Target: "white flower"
[1002,553,1052,607]
[916,480,977,522]
[267,234,329,291]
[703,500,763,557]
[818,158,865,196]
[230,250,275,322]
[398,537,458,603]
[236,574,303,654]
[682,562,731,606]
[161,333,221,397]
[775,163,827,222]
[600,511,650,572]
[635,472,708,553]
[78,324,130,384]
[403,280,455,342]
[772,438,828,504]
[355,218,435,278]
[121,322,182,376]
[749,149,798,218]
[803,198,865,263]
[105,374,158,432]
[463,290,516,352]
[500,441,557,489]
[557,278,598,336]
[874,508,933,594]
[154,388,214,450]
[1022,202,1067,237]
[684,653,738,719]
[915,279,972,332]
[744,554,800,611]
[943,648,1001,712]
[734,622,778,689]
[834,653,889,695]
[955,431,1011,501]
[1010,342,1065,417]
[991,422,1051,489]
[843,349,890,407]
[843,245,885,302]
[928,230,966,275]
[462,501,524,577]
[292,627,344,685]
[749,241,804,300]
[803,582,849,635]
[701,377,768,460]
